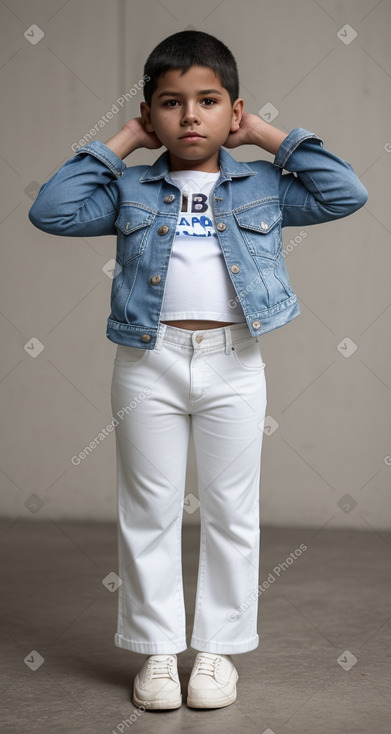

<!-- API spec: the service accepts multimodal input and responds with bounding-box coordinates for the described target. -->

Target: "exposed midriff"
[161,320,236,330]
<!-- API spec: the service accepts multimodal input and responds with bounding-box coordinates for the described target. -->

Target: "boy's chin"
[168,145,221,159]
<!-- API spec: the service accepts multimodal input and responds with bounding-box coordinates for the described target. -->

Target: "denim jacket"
[28,127,368,349]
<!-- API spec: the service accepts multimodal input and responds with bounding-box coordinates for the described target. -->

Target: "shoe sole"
[132,675,182,710]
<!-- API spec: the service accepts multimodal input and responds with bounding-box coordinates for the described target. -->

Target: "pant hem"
[114,633,188,654]
[190,634,259,654]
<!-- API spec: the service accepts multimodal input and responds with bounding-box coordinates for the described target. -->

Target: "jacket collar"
[139,146,256,182]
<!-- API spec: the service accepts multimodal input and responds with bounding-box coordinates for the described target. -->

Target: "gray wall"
[1,0,390,528]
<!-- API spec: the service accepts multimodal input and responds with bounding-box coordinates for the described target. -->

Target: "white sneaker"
[187,652,239,708]
[132,653,182,710]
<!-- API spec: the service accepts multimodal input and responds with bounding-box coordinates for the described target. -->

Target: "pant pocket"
[231,337,266,371]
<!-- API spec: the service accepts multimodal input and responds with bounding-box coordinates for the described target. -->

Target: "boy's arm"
[28,141,126,236]
[28,122,157,237]
[272,126,368,226]
[226,115,368,225]
[225,114,288,155]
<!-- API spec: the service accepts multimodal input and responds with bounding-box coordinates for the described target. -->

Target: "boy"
[29,30,368,712]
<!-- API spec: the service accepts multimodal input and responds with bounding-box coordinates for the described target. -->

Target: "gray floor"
[1,519,390,734]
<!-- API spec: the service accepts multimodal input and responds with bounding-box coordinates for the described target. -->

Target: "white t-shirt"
[160,169,246,322]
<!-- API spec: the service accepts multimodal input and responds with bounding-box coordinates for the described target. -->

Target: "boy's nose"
[181,106,200,124]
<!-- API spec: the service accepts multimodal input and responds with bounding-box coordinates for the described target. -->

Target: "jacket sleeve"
[28,140,126,236]
[274,128,368,227]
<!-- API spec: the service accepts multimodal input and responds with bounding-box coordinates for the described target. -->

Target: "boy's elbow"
[28,202,63,235]
[28,204,45,231]
[352,182,369,212]
[336,181,368,218]
[335,163,369,216]
[28,204,48,232]
[28,183,53,232]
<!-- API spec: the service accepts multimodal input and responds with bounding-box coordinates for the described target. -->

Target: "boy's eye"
[163,98,217,107]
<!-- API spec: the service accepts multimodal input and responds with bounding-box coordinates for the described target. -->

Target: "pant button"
[195,335,203,343]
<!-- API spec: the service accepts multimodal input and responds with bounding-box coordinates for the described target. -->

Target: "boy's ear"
[230,98,245,132]
[140,101,155,133]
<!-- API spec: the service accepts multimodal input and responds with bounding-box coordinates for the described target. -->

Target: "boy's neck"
[167,149,221,173]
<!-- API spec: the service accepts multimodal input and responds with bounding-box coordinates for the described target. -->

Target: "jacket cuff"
[274,127,324,169]
[76,139,126,178]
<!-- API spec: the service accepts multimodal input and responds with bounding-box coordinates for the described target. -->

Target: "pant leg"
[110,340,190,654]
[189,338,267,654]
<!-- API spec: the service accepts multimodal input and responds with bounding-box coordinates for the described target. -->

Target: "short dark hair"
[143,30,240,107]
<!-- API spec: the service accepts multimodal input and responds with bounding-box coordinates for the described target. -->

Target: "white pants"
[110,321,267,655]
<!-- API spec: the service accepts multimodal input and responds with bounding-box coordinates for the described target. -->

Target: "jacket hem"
[251,298,301,335]
[107,320,157,348]
[106,298,301,347]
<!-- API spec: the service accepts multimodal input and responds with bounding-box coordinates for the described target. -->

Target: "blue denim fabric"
[29,128,368,348]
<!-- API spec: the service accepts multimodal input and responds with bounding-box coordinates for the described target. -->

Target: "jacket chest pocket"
[115,204,156,265]
[234,201,282,259]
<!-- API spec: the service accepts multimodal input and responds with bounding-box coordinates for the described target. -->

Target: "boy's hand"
[123,117,163,150]
[104,117,163,159]
[224,113,288,155]
[224,113,263,149]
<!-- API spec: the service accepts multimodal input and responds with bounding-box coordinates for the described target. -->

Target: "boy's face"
[140,65,244,171]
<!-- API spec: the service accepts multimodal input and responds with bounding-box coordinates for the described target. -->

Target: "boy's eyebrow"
[157,89,224,98]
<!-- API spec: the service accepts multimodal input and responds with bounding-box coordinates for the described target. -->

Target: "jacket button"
[252,320,261,329]
[150,275,161,285]
[158,225,169,235]
[231,264,240,274]
[216,222,226,231]
[141,334,151,342]
[125,221,131,231]
[260,221,268,230]
[164,195,175,203]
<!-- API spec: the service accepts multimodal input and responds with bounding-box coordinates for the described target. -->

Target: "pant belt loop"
[155,322,166,352]
[224,326,232,355]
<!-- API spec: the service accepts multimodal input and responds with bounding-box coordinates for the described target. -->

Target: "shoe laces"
[194,652,222,677]
[148,655,175,680]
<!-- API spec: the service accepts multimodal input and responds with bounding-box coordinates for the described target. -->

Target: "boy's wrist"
[104,127,142,160]
[249,118,288,156]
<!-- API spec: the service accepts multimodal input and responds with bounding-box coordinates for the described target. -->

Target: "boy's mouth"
[179,132,205,139]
